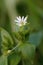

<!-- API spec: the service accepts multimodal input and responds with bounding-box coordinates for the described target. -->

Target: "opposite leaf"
[0,28,14,54]
[0,55,8,65]
[19,43,35,62]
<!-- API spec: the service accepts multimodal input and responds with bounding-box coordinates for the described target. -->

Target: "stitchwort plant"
[0,16,35,65]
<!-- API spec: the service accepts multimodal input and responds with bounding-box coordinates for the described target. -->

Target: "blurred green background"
[0,0,43,65]
[0,0,43,31]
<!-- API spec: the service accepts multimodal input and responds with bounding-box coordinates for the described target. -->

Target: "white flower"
[15,16,28,26]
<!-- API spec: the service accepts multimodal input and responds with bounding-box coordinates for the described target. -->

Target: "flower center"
[20,21,24,25]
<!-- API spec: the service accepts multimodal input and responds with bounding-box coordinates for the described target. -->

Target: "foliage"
[0,0,43,65]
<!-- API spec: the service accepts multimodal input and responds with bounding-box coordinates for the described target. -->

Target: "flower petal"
[24,16,28,22]
[16,16,21,21]
[18,16,21,21]
[15,20,19,23]
[22,16,24,21]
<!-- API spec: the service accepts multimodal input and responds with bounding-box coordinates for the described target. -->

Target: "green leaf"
[0,28,14,54]
[19,43,35,61]
[29,32,42,46]
[0,55,8,65]
[8,52,21,65]
[38,32,43,56]
[22,59,34,65]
